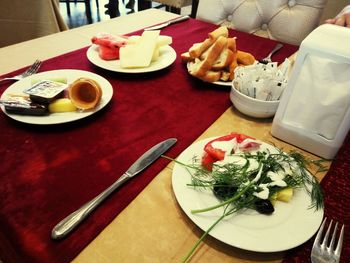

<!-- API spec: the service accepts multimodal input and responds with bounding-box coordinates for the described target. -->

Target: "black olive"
[213,181,237,201]
[254,199,274,214]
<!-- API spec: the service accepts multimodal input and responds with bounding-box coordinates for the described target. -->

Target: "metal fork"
[259,43,283,64]
[311,218,345,263]
[0,60,42,83]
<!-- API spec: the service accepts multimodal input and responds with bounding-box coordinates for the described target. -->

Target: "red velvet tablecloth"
[1,18,334,263]
[283,131,350,263]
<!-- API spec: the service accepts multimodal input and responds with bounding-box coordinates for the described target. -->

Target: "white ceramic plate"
[86,44,177,73]
[172,137,324,252]
[186,62,233,86]
[213,80,232,86]
[0,69,113,125]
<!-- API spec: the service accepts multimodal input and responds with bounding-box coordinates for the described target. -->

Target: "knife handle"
[170,15,190,25]
[51,173,130,240]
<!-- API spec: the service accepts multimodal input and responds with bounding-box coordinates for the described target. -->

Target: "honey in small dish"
[69,78,102,110]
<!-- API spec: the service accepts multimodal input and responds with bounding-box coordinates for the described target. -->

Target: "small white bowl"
[230,84,279,118]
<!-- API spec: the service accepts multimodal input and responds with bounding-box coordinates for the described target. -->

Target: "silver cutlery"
[51,138,177,240]
[311,217,344,263]
[144,15,190,31]
[0,60,42,83]
[259,43,283,64]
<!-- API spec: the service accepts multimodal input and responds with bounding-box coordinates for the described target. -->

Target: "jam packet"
[1,96,48,116]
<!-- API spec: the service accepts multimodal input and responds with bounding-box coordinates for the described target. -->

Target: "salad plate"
[0,69,113,125]
[86,44,177,73]
[172,137,324,252]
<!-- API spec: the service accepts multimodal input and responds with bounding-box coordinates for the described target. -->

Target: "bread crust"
[189,38,215,58]
[180,51,191,62]
[188,26,229,59]
[182,26,255,83]
[212,48,235,70]
[189,36,227,78]
[237,50,255,65]
[209,26,228,40]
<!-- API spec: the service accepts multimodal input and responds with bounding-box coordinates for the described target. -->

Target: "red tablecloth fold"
[0,19,298,263]
[283,132,350,263]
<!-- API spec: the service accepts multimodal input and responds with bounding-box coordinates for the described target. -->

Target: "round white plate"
[213,80,232,86]
[172,137,324,252]
[186,62,233,86]
[0,69,113,125]
[86,44,177,73]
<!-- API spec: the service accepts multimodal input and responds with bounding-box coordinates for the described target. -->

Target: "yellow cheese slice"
[120,30,160,68]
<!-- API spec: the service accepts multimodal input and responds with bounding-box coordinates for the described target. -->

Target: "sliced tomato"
[201,152,218,171]
[204,133,254,159]
[202,133,256,170]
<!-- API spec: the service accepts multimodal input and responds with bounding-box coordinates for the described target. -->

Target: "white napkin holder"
[272,24,350,159]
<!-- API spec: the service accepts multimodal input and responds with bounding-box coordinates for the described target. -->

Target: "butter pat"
[120,30,160,68]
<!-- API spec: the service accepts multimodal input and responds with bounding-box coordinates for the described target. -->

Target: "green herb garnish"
[163,146,326,263]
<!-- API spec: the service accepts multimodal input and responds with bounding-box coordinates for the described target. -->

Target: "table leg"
[105,0,120,18]
[191,0,199,18]
[85,0,93,24]
[138,0,151,11]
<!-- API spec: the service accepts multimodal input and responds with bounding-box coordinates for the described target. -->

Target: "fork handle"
[267,43,284,58]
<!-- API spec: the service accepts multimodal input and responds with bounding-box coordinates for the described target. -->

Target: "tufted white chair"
[196,0,328,45]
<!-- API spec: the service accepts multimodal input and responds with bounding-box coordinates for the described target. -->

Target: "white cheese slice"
[120,30,160,68]
[127,35,172,47]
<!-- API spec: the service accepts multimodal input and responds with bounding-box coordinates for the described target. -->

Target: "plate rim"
[0,69,113,125]
[171,136,324,252]
[86,44,177,73]
[186,61,233,86]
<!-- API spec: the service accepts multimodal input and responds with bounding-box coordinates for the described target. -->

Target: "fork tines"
[24,60,42,76]
[312,217,345,263]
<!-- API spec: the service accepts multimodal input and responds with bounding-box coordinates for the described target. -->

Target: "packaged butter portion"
[24,80,67,104]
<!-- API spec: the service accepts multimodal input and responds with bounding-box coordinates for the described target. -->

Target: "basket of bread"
[181,26,255,83]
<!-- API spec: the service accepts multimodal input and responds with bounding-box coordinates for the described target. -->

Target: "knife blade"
[144,15,190,31]
[51,138,177,240]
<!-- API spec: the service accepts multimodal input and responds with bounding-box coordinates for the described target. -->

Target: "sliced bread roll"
[188,36,227,77]
[227,37,237,52]
[200,70,222,82]
[181,51,191,62]
[212,48,235,70]
[209,26,229,40]
[237,50,255,65]
[189,38,215,58]
[188,26,229,59]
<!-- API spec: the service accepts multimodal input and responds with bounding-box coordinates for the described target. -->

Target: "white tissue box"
[272,24,350,159]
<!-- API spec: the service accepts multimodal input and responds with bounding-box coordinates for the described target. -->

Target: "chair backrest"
[196,0,328,45]
[152,0,192,9]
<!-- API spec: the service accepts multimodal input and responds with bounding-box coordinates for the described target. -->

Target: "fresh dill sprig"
[162,146,327,263]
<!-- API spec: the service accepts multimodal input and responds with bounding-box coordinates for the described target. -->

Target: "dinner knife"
[144,15,190,31]
[51,138,177,240]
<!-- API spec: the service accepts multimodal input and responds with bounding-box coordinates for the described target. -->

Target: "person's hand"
[325,12,350,28]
